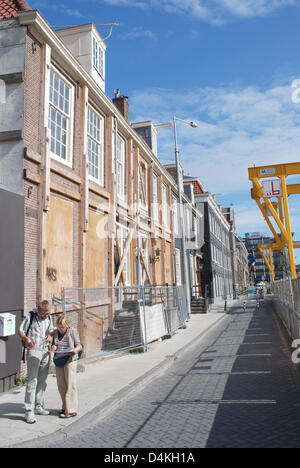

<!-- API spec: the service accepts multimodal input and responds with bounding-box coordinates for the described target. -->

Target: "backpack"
[22,310,36,363]
[78,343,84,360]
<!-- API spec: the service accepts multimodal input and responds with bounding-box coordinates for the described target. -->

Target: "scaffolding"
[248,162,300,280]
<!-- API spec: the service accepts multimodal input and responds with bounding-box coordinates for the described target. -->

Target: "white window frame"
[162,184,170,229]
[152,173,159,221]
[172,194,179,236]
[175,248,182,285]
[48,67,74,167]
[115,134,125,200]
[139,161,147,206]
[185,205,191,240]
[92,36,105,78]
[87,106,104,186]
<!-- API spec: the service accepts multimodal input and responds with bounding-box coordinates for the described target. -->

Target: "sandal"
[59,412,77,419]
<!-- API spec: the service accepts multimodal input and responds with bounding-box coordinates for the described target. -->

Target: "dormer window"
[93,36,104,78]
[56,24,106,92]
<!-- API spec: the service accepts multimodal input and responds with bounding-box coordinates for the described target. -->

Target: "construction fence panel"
[60,285,188,361]
[272,279,300,340]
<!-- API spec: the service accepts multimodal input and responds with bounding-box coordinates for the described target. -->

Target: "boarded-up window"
[45,196,73,296]
[86,209,107,287]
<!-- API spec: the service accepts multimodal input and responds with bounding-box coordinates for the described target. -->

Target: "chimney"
[112,90,130,123]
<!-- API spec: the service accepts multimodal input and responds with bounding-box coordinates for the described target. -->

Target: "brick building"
[0,1,186,389]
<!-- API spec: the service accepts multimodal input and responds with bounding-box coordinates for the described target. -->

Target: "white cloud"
[130,82,300,240]
[217,0,296,18]
[234,203,270,234]
[234,201,300,264]
[28,1,85,18]
[102,0,148,7]
[101,0,298,24]
[64,9,84,17]
[118,27,157,40]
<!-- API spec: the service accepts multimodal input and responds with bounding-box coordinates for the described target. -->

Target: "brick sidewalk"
[10,297,300,448]
[206,298,300,448]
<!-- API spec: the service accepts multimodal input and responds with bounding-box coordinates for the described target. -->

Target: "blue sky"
[30,0,300,263]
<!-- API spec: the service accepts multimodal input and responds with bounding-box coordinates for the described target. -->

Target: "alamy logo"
[291,339,300,364]
[291,80,300,104]
[0,79,5,104]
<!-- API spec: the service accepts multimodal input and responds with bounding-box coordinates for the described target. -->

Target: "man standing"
[19,300,53,424]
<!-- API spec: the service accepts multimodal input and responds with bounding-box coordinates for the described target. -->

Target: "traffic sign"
[262,179,282,198]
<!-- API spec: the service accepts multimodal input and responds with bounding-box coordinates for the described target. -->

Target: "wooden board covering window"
[86,209,107,287]
[45,195,73,296]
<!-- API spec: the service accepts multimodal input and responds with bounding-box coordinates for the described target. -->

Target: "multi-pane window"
[93,36,104,77]
[139,162,147,205]
[49,69,73,165]
[116,135,125,199]
[175,248,182,285]
[152,173,159,221]
[172,195,179,235]
[162,184,169,228]
[185,205,191,240]
[112,131,125,199]
[87,106,104,185]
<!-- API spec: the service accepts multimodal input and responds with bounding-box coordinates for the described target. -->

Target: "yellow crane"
[248,162,300,281]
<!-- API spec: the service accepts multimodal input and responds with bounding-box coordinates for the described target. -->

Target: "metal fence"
[59,285,188,361]
[272,278,300,339]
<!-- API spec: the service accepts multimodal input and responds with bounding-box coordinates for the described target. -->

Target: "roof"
[183,176,206,194]
[0,0,31,20]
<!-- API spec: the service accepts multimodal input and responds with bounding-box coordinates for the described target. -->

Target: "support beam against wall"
[139,248,152,285]
[114,228,134,286]
[115,233,125,287]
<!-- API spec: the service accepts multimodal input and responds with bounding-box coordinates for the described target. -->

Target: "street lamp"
[173,116,198,319]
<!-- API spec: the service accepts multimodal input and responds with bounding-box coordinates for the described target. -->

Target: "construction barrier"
[59,285,188,360]
[272,279,300,339]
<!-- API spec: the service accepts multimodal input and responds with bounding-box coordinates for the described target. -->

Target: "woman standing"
[51,315,82,419]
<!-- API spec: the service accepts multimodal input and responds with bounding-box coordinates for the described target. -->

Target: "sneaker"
[35,407,50,416]
[25,411,37,424]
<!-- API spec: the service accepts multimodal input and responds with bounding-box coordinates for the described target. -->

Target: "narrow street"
[24,298,300,449]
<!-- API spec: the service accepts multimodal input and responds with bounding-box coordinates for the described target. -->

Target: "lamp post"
[173,116,197,319]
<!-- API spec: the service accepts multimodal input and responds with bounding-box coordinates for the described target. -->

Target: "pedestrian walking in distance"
[19,300,54,424]
[51,315,82,419]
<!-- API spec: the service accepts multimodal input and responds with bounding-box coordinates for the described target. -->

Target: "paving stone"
[15,299,300,448]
